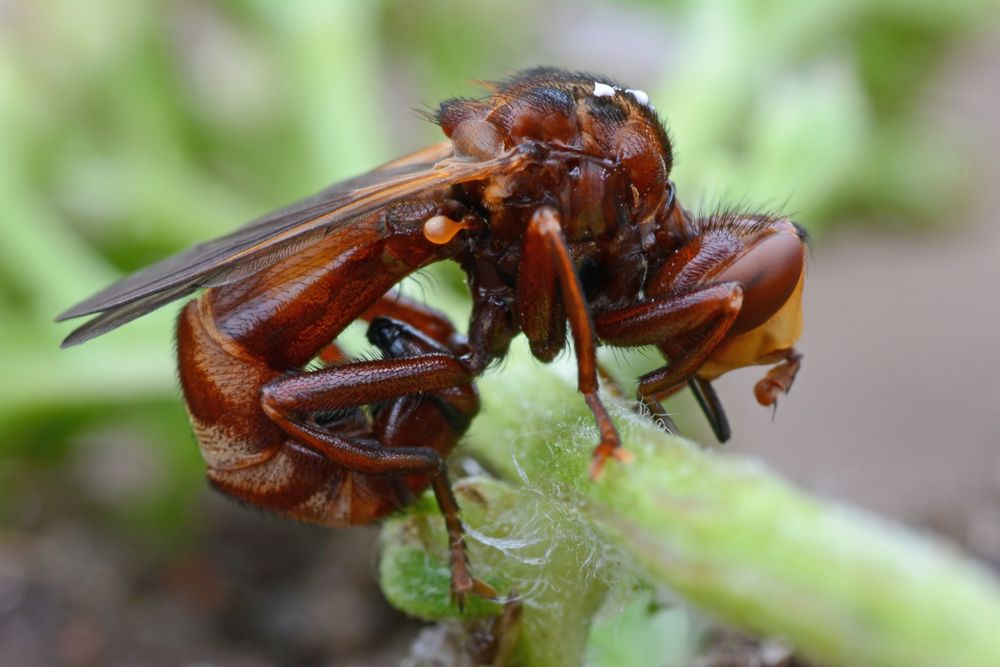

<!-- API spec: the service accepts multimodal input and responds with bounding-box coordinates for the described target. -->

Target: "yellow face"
[697,265,805,380]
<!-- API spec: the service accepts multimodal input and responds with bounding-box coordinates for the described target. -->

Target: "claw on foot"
[450,575,498,610]
[472,576,499,600]
[450,559,498,610]
[450,565,473,609]
[584,392,628,480]
[589,442,634,480]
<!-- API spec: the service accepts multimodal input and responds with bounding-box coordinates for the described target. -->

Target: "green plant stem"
[380,341,1000,667]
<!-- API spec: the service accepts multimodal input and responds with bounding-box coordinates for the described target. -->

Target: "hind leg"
[261,317,492,607]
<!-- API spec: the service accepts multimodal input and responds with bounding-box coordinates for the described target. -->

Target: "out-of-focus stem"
[381,341,1000,667]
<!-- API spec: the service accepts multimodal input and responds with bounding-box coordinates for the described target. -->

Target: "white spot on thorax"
[626,88,650,106]
[593,81,616,97]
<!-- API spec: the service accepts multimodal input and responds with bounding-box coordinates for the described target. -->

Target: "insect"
[58,68,806,606]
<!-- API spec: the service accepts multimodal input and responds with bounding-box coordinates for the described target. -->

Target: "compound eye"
[612,122,666,198]
[451,119,504,160]
[714,223,805,336]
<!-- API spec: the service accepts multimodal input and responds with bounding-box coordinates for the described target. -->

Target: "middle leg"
[594,282,744,441]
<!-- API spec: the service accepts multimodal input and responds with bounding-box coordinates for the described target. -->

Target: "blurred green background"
[2,1,999,665]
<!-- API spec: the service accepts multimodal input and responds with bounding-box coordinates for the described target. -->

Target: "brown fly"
[58,68,807,605]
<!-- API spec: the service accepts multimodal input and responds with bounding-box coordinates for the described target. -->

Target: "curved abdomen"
[175,220,462,525]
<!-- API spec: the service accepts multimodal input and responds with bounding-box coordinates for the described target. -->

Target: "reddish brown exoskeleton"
[58,68,806,605]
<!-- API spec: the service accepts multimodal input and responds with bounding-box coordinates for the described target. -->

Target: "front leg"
[261,318,493,607]
[520,206,625,478]
[594,283,744,442]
